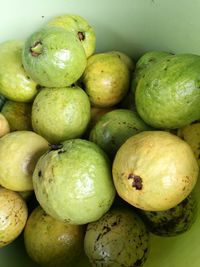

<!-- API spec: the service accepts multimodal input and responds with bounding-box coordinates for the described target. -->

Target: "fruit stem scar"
[49,144,63,151]
[128,174,143,190]
[30,41,43,57]
[77,31,85,41]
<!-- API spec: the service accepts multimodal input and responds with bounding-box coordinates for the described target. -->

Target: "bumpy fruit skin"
[112,131,199,211]
[32,86,91,144]
[89,109,151,158]
[82,52,130,107]
[33,139,116,225]
[84,207,149,267]
[0,131,49,191]
[47,14,96,58]
[139,193,197,236]
[0,113,10,137]
[178,122,200,166]
[1,100,32,131]
[22,27,87,87]
[0,188,28,248]
[24,206,85,267]
[0,40,38,102]
[135,54,200,129]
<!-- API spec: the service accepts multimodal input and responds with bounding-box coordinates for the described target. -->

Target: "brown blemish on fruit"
[49,144,63,151]
[30,41,43,57]
[77,31,85,41]
[128,174,143,190]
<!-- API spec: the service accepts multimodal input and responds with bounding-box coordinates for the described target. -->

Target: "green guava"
[22,27,87,87]
[177,122,200,166]
[0,113,10,137]
[89,109,151,158]
[24,206,85,267]
[135,54,200,129]
[32,85,91,144]
[0,131,49,191]
[1,100,32,131]
[33,139,116,225]
[47,14,96,58]
[82,52,130,107]
[0,187,28,248]
[0,40,38,102]
[112,131,199,211]
[84,207,149,267]
[139,193,197,236]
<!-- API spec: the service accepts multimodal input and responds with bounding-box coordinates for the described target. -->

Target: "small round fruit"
[0,131,49,191]
[177,122,200,166]
[84,207,149,267]
[135,54,200,129]
[89,109,151,158]
[1,100,32,131]
[33,139,116,225]
[47,14,96,58]
[0,187,28,248]
[32,86,91,144]
[0,40,38,102]
[139,193,197,236]
[0,113,10,137]
[82,52,130,107]
[24,206,85,267]
[22,27,87,87]
[112,131,199,211]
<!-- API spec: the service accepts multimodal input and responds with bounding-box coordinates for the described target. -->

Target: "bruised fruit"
[112,131,199,211]
[22,27,87,87]
[0,131,49,191]
[32,86,91,144]
[84,207,149,267]
[0,188,28,248]
[24,206,85,267]
[33,139,116,225]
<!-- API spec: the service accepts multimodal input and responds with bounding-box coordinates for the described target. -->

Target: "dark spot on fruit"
[77,31,85,41]
[30,41,43,57]
[48,178,53,183]
[128,174,143,190]
[49,144,63,151]
[38,170,42,177]
[26,76,30,80]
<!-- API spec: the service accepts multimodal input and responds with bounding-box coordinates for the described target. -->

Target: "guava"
[1,100,32,131]
[82,52,130,107]
[47,14,96,58]
[0,131,49,191]
[84,207,149,267]
[112,131,199,211]
[139,193,197,236]
[32,85,91,144]
[0,187,28,248]
[0,113,10,137]
[24,206,85,267]
[0,40,38,102]
[135,54,200,129]
[33,139,116,225]
[89,109,151,158]
[109,50,135,72]
[177,122,200,166]
[22,27,87,87]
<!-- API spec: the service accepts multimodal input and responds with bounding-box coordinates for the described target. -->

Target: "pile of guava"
[0,13,199,267]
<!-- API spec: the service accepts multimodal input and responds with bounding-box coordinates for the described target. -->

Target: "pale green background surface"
[1,0,200,266]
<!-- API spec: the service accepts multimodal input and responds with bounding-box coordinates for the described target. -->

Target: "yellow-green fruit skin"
[0,113,10,137]
[112,131,199,211]
[0,40,38,102]
[0,131,49,191]
[24,206,85,267]
[0,188,28,248]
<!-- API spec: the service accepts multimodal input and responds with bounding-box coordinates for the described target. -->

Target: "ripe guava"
[0,113,10,137]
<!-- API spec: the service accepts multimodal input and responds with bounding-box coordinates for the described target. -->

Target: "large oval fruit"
[112,131,199,211]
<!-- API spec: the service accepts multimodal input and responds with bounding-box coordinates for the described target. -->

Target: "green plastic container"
[1,0,200,266]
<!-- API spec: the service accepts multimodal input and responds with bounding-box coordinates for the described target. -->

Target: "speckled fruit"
[82,52,130,107]
[33,139,116,225]
[0,131,49,191]
[84,207,149,267]
[112,131,199,211]
[31,86,91,144]
[139,193,197,236]
[22,27,87,87]
[24,206,85,267]
[0,187,28,248]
